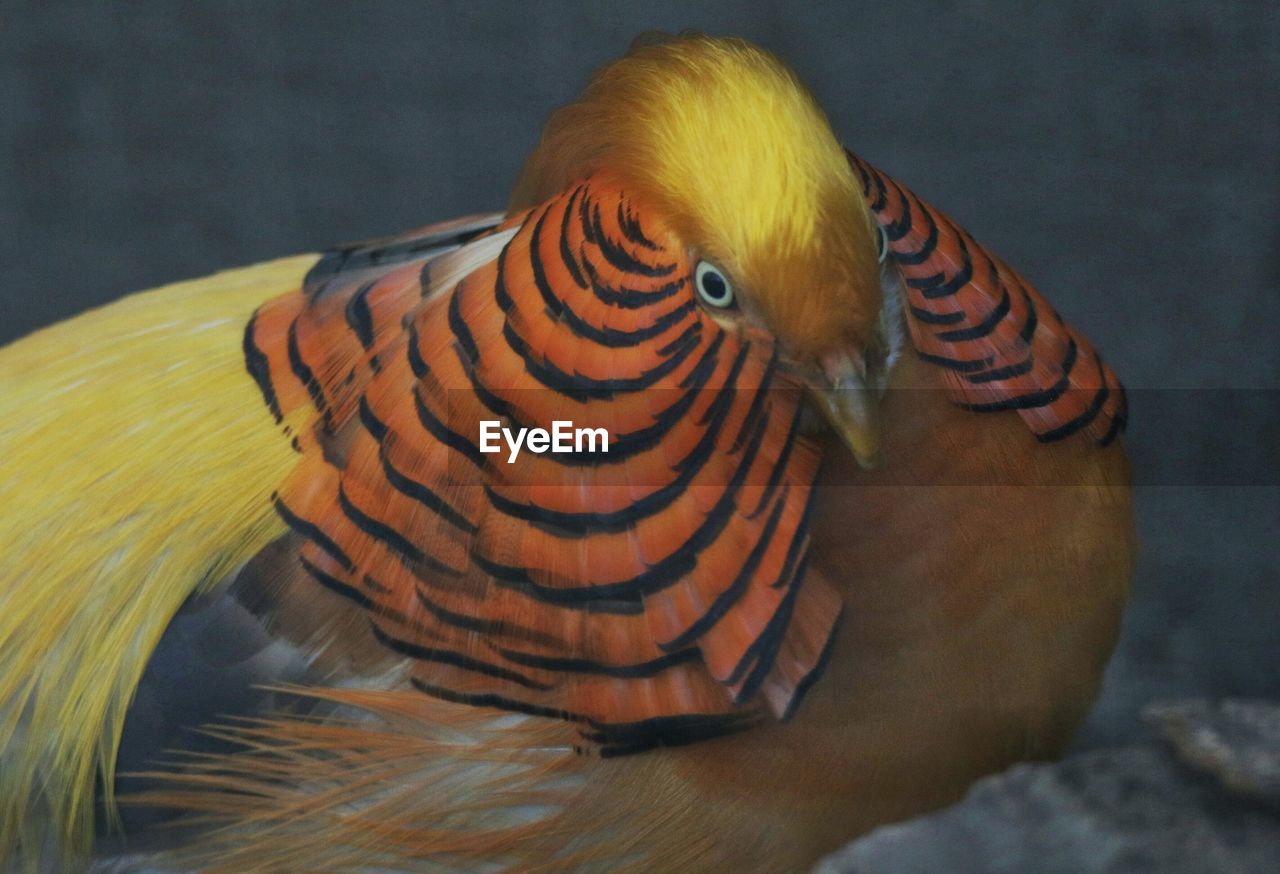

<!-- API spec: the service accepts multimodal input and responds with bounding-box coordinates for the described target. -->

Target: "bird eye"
[694,261,735,308]
[876,225,889,264]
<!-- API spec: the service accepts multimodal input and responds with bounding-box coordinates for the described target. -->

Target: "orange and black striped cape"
[848,152,1128,444]
[241,153,1126,754]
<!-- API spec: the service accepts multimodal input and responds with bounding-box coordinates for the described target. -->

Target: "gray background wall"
[1,1,1276,747]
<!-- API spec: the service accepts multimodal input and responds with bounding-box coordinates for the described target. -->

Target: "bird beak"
[806,350,883,470]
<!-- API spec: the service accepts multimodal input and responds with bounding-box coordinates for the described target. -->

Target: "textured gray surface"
[1,3,1277,751]
[817,700,1280,873]
[1148,698,1280,804]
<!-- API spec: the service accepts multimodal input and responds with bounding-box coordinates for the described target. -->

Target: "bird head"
[511,33,889,468]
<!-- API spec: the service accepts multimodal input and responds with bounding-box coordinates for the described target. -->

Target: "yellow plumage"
[0,255,315,862]
[512,35,882,357]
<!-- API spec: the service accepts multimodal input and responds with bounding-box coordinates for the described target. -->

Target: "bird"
[0,32,1134,872]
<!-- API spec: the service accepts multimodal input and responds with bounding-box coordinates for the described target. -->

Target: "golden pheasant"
[0,33,1133,871]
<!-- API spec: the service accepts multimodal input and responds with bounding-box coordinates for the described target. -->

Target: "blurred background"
[1,1,1276,749]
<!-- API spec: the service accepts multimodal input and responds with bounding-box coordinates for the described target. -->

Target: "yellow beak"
[807,352,883,469]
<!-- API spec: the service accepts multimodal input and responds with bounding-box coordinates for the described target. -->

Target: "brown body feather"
[128,354,1131,873]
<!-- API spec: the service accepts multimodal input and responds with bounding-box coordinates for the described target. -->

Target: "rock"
[816,700,1280,873]
[1145,699,1280,805]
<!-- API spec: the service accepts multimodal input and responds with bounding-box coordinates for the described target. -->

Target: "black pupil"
[701,270,727,302]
